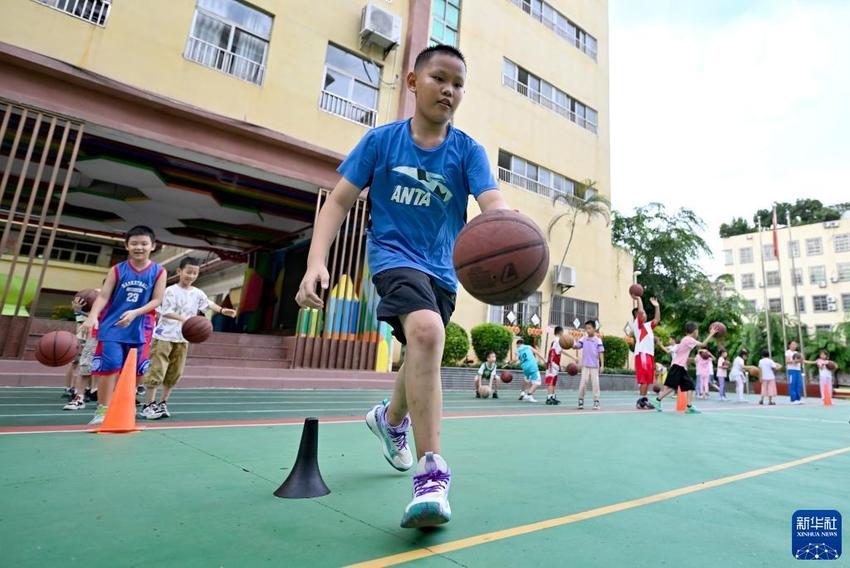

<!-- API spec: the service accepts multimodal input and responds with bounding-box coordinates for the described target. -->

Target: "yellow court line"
[346,446,850,568]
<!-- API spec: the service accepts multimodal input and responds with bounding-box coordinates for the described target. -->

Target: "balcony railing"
[508,0,597,60]
[184,36,266,86]
[498,167,586,207]
[502,75,597,134]
[35,0,111,26]
[319,90,377,128]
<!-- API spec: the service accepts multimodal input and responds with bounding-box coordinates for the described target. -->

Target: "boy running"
[631,296,660,409]
[296,45,507,528]
[141,257,237,419]
[575,320,605,410]
[474,351,500,399]
[651,322,716,413]
[80,226,166,426]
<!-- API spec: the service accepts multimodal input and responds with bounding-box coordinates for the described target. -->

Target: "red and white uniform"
[633,316,656,385]
[544,338,562,386]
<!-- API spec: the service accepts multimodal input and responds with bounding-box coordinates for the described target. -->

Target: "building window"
[320,44,381,127]
[768,298,782,313]
[812,295,829,312]
[815,324,832,334]
[430,0,460,46]
[35,0,111,26]
[765,270,781,287]
[723,249,734,265]
[19,233,107,266]
[549,295,599,329]
[489,292,543,327]
[788,240,800,258]
[836,262,850,282]
[762,244,777,261]
[806,237,823,256]
[498,150,584,203]
[842,294,850,312]
[509,0,597,60]
[809,265,826,285]
[184,0,272,86]
[834,233,850,253]
[502,59,598,134]
[796,296,805,313]
[739,247,753,264]
[740,273,755,290]
[790,268,802,285]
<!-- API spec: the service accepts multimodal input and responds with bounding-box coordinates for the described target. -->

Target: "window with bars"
[790,268,802,285]
[809,265,826,285]
[502,59,598,134]
[739,247,753,264]
[834,233,850,254]
[796,296,806,313]
[836,262,850,282]
[184,0,272,85]
[18,233,107,266]
[508,0,597,60]
[723,249,734,265]
[320,44,381,127]
[768,298,782,313]
[806,237,823,256]
[488,292,543,327]
[788,240,800,257]
[740,273,755,289]
[35,0,111,26]
[815,324,832,334]
[430,0,460,46]
[765,270,781,287]
[812,295,829,312]
[842,294,850,312]
[548,295,599,329]
[497,150,583,203]
[762,244,777,261]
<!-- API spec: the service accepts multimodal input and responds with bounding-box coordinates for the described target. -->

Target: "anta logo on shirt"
[390,167,454,207]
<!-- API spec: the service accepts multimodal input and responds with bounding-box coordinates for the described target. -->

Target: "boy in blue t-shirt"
[296,45,507,528]
[80,226,166,426]
[514,338,545,403]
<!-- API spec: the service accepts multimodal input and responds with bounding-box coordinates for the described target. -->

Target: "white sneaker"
[63,398,85,411]
[366,401,413,471]
[87,405,107,426]
[140,403,163,420]
[525,395,538,403]
[518,391,526,401]
[400,452,451,529]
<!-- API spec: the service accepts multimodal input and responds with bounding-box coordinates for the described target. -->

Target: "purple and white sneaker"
[366,401,413,471]
[401,452,452,528]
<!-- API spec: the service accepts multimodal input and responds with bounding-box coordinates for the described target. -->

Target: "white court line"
[729,412,849,425]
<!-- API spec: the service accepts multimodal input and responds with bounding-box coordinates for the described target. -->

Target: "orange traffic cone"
[676,387,688,412]
[97,348,141,434]
[823,385,833,407]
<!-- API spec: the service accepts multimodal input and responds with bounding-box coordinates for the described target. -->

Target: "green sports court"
[1,387,847,567]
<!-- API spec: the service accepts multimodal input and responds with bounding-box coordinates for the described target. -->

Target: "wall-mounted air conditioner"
[360,4,401,55]
[824,221,840,229]
[553,265,576,290]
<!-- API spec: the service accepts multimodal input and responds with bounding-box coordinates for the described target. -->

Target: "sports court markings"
[345,445,850,567]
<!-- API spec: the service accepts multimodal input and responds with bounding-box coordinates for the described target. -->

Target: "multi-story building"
[1,0,632,363]
[720,214,850,334]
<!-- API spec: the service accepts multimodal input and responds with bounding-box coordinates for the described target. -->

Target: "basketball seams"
[453,218,547,270]
[458,245,548,304]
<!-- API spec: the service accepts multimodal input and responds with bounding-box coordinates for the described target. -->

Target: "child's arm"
[475,189,509,213]
[697,330,717,347]
[296,178,362,308]
[81,269,117,338]
[599,352,605,371]
[116,269,167,327]
[208,301,237,318]
[650,297,661,325]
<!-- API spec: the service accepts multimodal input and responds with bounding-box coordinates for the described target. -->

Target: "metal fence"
[319,90,377,128]
[36,0,111,26]
[502,75,597,134]
[184,35,266,86]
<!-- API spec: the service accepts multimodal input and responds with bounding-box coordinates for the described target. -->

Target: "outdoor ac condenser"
[553,265,577,290]
[360,4,401,54]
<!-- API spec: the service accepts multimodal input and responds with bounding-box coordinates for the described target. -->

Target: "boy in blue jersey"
[80,226,166,426]
[296,45,508,528]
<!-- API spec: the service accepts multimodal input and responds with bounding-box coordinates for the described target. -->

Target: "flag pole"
[786,210,806,398]
[756,218,773,359]
[772,205,789,352]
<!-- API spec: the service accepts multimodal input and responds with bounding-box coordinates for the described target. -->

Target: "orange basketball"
[453,210,549,306]
[559,335,575,350]
[826,361,837,371]
[710,322,727,337]
[629,284,644,298]
[565,362,579,376]
[745,365,760,378]
[35,331,78,367]
[76,288,98,312]
[500,370,513,383]
[181,315,213,343]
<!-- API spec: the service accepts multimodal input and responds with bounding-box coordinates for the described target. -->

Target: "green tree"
[718,217,752,238]
[442,322,470,366]
[547,180,611,268]
[602,336,629,368]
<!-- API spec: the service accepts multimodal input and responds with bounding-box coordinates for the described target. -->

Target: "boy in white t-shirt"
[757,350,781,406]
[631,296,661,410]
[474,351,500,399]
[729,348,749,402]
[140,257,236,419]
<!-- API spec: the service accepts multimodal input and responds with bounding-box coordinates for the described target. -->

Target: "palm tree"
[547,180,611,269]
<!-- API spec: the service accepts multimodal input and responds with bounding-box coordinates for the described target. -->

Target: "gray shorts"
[78,337,98,376]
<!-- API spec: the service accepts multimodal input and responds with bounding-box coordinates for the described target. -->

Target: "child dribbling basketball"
[474,351,500,399]
[515,338,545,402]
[79,226,166,426]
[296,45,508,528]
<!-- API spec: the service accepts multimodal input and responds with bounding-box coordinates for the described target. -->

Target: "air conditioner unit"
[831,275,841,283]
[828,305,838,312]
[827,295,837,303]
[819,281,828,288]
[360,4,401,54]
[824,221,840,229]
[552,265,576,290]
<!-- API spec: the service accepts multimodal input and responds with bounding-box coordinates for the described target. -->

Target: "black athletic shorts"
[664,364,695,392]
[372,267,456,345]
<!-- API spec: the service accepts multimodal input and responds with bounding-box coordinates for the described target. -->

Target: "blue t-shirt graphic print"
[338,119,497,291]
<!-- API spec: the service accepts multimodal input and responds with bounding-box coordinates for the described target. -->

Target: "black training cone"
[274,417,330,499]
